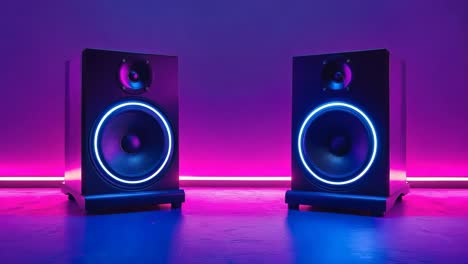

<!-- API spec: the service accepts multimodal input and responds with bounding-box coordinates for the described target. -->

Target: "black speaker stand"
[285,183,409,216]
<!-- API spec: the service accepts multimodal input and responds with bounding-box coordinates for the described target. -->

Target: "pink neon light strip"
[0,177,65,181]
[179,176,291,181]
[1,176,468,182]
[406,177,468,182]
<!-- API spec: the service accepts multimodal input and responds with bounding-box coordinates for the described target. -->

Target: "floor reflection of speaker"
[286,49,409,216]
[63,49,184,212]
[64,210,182,262]
[286,211,388,263]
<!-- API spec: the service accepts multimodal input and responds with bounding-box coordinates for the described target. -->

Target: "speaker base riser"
[285,183,409,216]
[62,184,185,213]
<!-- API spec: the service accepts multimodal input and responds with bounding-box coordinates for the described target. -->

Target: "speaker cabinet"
[286,49,409,216]
[63,49,185,212]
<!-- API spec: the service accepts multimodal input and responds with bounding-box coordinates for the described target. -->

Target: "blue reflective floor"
[0,188,467,263]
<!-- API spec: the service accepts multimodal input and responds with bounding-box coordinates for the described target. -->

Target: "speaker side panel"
[291,55,324,192]
[389,52,408,194]
[64,55,83,196]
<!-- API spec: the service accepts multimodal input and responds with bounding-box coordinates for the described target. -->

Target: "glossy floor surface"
[1,188,467,263]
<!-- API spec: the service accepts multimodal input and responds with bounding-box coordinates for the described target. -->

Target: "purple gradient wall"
[0,0,467,178]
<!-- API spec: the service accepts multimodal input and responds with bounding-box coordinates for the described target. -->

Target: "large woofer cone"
[92,101,174,186]
[298,102,377,186]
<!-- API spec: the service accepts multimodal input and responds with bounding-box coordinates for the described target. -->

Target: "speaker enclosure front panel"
[291,49,407,198]
[64,49,183,211]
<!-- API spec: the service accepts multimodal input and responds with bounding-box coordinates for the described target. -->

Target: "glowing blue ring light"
[93,101,173,185]
[298,102,377,185]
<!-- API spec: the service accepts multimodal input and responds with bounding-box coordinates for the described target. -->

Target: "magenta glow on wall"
[0,0,467,179]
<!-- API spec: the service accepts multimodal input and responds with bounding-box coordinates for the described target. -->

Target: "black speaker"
[286,49,409,216]
[63,49,185,212]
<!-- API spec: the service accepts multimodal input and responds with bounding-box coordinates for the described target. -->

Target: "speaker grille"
[297,102,377,186]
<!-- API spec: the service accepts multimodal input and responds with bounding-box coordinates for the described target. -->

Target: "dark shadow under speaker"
[286,49,409,216]
[63,49,184,212]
